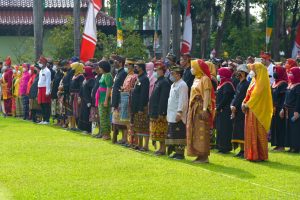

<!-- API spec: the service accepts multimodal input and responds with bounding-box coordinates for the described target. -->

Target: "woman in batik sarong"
[242,62,273,161]
[187,59,215,163]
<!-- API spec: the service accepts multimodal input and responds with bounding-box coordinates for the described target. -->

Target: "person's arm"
[46,70,51,95]
[217,84,233,111]
[138,77,149,112]
[176,83,188,121]
[104,74,113,107]
[158,81,171,116]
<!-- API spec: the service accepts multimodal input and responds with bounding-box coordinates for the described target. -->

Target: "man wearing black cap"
[131,60,150,151]
[180,53,194,93]
[29,64,41,123]
[111,56,128,144]
[166,65,189,160]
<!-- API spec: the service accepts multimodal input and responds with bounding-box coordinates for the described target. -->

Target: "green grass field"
[0,117,300,200]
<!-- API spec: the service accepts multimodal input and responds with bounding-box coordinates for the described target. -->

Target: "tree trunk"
[245,0,250,27]
[200,0,213,58]
[138,15,143,30]
[33,0,44,60]
[162,0,172,58]
[214,0,233,57]
[74,0,81,57]
[288,0,299,57]
[271,0,283,61]
[172,0,181,59]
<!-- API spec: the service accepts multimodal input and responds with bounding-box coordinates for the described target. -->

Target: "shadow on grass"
[254,160,300,174]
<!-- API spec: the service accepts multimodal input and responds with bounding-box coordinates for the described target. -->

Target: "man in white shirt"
[261,52,274,85]
[166,65,189,160]
[37,56,51,124]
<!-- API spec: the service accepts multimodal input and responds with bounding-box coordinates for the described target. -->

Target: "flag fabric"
[180,0,192,54]
[266,0,274,45]
[292,23,300,59]
[153,0,160,50]
[116,0,123,48]
[80,0,102,62]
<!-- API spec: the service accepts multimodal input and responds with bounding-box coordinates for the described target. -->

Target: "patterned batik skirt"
[99,103,111,135]
[133,107,150,137]
[165,120,187,146]
[89,106,99,122]
[51,99,60,117]
[70,92,80,119]
[150,116,168,142]
[119,92,130,123]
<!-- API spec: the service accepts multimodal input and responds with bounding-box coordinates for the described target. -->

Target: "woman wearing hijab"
[230,64,249,158]
[270,65,288,151]
[216,67,235,153]
[96,61,113,140]
[146,62,157,97]
[26,65,36,119]
[78,66,95,134]
[69,62,85,130]
[242,63,273,161]
[19,64,31,120]
[187,60,215,163]
[282,67,300,153]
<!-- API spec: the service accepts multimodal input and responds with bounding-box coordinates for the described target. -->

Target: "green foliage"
[9,37,34,63]
[97,31,148,59]
[222,25,265,58]
[48,18,76,59]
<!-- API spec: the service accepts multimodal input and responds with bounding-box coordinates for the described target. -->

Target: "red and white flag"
[292,23,300,59]
[181,0,192,54]
[80,0,102,62]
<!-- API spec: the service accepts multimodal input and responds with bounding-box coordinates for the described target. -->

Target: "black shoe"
[167,145,175,156]
[169,153,178,159]
[173,154,185,160]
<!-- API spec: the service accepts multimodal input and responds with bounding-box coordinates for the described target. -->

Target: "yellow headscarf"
[191,60,204,79]
[71,62,84,76]
[246,62,273,131]
[205,61,217,78]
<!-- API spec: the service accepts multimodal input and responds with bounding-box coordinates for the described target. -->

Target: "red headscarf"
[5,56,11,66]
[197,59,216,128]
[84,66,94,80]
[217,67,234,90]
[285,59,297,73]
[289,67,300,85]
[273,65,288,87]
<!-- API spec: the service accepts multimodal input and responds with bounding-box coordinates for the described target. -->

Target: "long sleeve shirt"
[38,67,51,95]
[131,73,150,113]
[19,71,30,96]
[167,79,189,124]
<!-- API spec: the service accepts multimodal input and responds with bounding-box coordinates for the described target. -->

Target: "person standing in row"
[131,60,150,151]
[97,60,113,140]
[230,64,249,158]
[1,57,13,116]
[51,62,64,124]
[242,63,273,161]
[146,62,157,97]
[19,63,30,120]
[181,53,194,93]
[283,67,300,153]
[78,66,95,134]
[29,64,41,123]
[69,62,85,130]
[119,59,137,145]
[14,66,23,118]
[216,67,235,153]
[166,66,189,160]
[111,56,127,144]
[149,64,171,155]
[187,60,214,163]
[90,64,102,137]
[271,66,288,151]
[37,56,52,125]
